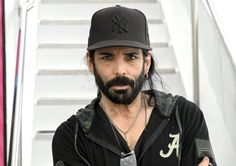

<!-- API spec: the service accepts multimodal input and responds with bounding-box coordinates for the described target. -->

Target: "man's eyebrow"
[97,51,139,56]
[125,51,139,55]
[97,52,114,56]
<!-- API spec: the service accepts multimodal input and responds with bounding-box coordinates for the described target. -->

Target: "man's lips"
[111,85,129,90]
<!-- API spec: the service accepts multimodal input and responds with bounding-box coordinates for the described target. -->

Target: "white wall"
[207,0,236,65]
[198,0,236,161]
[201,1,236,152]
[199,62,236,166]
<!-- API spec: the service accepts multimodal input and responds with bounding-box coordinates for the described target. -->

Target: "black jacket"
[52,90,216,166]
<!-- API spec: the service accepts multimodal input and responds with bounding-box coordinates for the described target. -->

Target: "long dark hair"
[141,50,166,92]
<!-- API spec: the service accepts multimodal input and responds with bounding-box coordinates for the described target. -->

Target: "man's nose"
[113,56,126,76]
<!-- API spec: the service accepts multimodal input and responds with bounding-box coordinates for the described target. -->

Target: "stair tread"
[40,19,163,25]
[39,3,164,21]
[38,23,169,44]
[37,68,177,76]
[36,46,177,69]
[34,130,54,140]
[41,0,157,4]
[37,97,93,105]
[37,69,90,75]
[34,73,185,99]
[38,42,170,48]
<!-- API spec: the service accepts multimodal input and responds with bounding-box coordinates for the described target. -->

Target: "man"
[52,5,216,166]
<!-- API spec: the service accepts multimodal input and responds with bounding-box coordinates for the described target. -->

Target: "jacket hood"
[76,90,180,133]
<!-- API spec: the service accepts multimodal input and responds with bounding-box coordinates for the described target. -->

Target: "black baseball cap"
[87,5,152,51]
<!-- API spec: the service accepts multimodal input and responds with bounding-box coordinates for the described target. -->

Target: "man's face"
[87,47,151,105]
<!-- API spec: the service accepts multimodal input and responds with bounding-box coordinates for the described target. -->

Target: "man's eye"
[101,55,112,60]
[127,54,137,61]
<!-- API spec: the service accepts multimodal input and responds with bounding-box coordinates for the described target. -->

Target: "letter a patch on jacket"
[160,133,180,158]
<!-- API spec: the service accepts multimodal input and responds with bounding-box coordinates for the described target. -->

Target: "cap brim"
[87,40,152,51]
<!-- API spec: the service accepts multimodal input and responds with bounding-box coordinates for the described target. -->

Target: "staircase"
[25,0,186,165]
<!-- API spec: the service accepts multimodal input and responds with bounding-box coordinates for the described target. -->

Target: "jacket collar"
[76,90,179,133]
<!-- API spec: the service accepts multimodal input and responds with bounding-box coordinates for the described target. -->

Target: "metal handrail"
[7,1,35,166]
[204,0,236,73]
[191,0,199,105]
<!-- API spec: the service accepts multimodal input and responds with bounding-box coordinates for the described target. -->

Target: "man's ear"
[86,51,94,74]
[144,51,151,74]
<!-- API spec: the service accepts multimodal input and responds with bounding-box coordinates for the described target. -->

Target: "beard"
[93,68,146,105]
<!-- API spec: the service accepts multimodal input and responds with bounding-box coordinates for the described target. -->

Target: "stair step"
[36,47,87,70]
[38,43,86,48]
[33,104,84,132]
[38,42,170,49]
[35,131,54,140]
[38,24,169,44]
[36,97,93,105]
[39,3,164,21]
[33,71,185,132]
[37,69,90,75]
[34,71,184,98]
[40,19,163,25]
[36,46,177,70]
[31,137,53,166]
[37,68,177,76]
[40,19,91,25]
[41,0,156,4]
[34,74,97,98]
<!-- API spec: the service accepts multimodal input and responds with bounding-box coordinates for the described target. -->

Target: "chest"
[87,119,181,166]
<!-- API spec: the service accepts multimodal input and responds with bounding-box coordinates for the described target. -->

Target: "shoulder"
[52,115,77,147]
[52,115,92,165]
[52,115,78,164]
[175,96,209,137]
[176,96,204,121]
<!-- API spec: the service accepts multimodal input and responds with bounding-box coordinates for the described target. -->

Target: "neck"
[100,93,142,118]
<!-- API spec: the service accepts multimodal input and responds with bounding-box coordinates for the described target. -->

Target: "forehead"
[94,47,142,54]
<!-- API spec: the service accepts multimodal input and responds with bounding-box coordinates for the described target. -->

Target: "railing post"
[7,1,35,166]
[191,0,199,105]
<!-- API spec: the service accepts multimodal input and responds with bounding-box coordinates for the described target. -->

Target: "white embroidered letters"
[160,133,180,158]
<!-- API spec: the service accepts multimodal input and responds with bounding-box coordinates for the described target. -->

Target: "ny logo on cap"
[111,15,128,33]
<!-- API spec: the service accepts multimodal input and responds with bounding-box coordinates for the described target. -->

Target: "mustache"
[105,76,134,88]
